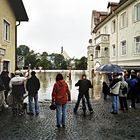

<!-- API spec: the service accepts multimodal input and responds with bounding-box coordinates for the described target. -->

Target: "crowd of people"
[0,70,93,128]
[0,69,140,128]
[102,70,140,114]
[0,70,40,116]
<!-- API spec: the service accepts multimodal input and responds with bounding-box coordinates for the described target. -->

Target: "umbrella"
[96,64,123,73]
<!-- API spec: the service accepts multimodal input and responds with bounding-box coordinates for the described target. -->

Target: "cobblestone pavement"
[0,98,140,140]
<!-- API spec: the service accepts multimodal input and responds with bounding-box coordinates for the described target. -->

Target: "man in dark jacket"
[26,71,40,115]
[73,74,93,114]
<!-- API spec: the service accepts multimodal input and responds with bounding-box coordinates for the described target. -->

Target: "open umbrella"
[96,64,123,73]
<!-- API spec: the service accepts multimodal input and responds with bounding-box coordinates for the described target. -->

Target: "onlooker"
[9,70,27,115]
[119,77,128,111]
[73,74,93,114]
[1,71,10,103]
[127,72,138,109]
[135,72,140,103]
[0,75,8,111]
[51,73,71,128]
[26,71,40,115]
[102,81,110,100]
[109,73,121,114]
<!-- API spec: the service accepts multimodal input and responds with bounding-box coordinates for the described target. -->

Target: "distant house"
[88,0,140,74]
[0,0,28,73]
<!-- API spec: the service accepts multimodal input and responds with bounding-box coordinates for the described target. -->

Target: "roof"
[9,0,29,21]
[107,2,119,8]
[93,0,130,33]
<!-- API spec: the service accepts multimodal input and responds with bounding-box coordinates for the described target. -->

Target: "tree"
[25,50,38,69]
[75,56,87,70]
[17,45,30,56]
[37,52,52,69]
[17,45,87,70]
[50,53,67,69]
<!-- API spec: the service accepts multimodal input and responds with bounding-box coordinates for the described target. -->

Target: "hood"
[56,80,66,87]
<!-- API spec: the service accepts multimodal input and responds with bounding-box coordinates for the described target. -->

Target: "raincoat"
[52,80,71,104]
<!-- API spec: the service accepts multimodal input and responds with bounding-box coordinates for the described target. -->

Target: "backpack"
[122,86,127,95]
[120,81,128,95]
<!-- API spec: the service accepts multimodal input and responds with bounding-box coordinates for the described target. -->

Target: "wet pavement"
[0,97,140,140]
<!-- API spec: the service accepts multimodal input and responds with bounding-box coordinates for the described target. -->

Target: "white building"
[88,0,140,75]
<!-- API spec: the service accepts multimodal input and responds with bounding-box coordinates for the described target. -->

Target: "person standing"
[73,74,93,114]
[26,71,40,115]
[9,70,27,115]
[51,73,71,128]
[119,77,128,111]
[102,81,110,100]
[109,73,121,114]
[0,74,8,111]
[1,71,10,103]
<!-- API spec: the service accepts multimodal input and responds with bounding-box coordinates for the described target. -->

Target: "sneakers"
[90,111,93,114]
[27,112,34,116]
[4,104,8,108]
[56,125,60,128]
[73,108,77,114]
[56,124,65,128]
[110,111,118,114]
[36,112,39,116]
[62,125,65,128]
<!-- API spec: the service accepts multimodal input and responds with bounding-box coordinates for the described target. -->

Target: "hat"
[131,70,135,73]
[15,70,21,75]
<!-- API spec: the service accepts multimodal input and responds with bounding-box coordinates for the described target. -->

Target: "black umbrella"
[96,64,123,73]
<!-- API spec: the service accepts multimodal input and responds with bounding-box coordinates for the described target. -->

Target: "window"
[112,44,115,57]
[134,36,140,54]
[111,20,116,33]
[120,12,127,28]
[134,3,140,22]
[3,20,10,41]
[121,40,126,55]
[95,50,98,58]
[103,26,107,34]
[90,54,93,61]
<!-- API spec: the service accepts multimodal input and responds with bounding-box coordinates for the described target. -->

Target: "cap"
[15,70,21,75]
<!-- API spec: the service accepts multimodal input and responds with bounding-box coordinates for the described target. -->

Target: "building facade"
[88,0,140,74]
[0,0,28,73]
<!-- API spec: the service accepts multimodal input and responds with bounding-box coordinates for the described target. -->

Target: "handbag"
[49,104,56,110]
[7,93,13,106]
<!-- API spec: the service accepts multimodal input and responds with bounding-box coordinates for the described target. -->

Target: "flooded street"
[28,70,88,102]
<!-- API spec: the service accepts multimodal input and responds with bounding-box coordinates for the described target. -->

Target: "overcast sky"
[17,0,119,59]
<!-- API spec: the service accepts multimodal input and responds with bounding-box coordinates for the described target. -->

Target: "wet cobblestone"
[0,98,140,140]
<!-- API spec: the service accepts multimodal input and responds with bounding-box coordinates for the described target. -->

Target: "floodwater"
[25,70,88,102]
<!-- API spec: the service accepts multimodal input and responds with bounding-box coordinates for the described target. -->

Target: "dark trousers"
[4,90,9,103]
[131,93,136,108]
[119,97,128,110]
[74,93,93,112]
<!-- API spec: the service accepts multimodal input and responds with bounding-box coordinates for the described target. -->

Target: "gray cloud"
[18,0,119,58]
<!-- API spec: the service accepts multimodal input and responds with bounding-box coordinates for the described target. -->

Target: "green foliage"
[74,56,87,70]
[17,45,87,70]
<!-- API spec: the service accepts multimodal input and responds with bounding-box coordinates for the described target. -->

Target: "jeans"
[111,95,119,113]
[74,93,93,112]
[56,104,67,126]
[28,94,39,113]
